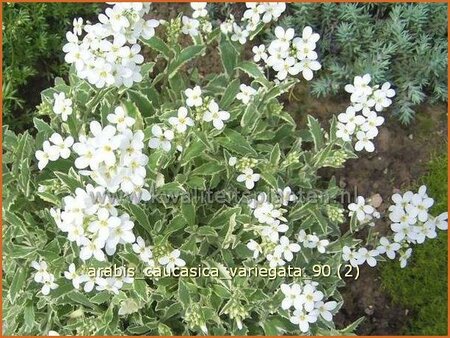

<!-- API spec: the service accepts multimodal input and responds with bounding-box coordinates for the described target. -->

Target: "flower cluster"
[64,263,133,294]
[336,74,396,152]
[281,282,338,333]
[52,184,137,262]
[73,108,151,203]
[35,133,74,170]
[31,260,58,295]
[181,3,212,38]
[348,195,380,227]
[132,236,186,272]
[53,92,73,121]
[236,84,257,104]
[229,157,261,190]
[343,186,448,269]
[148,86,230,153]
[246,191,304,268]
[254,26,321,81]
[63,3,159,88]
[221,3,286,45]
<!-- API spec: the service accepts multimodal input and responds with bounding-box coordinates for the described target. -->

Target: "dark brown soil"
[286,84,448,334]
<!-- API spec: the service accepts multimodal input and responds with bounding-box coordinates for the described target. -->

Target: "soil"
[286,84,448,334]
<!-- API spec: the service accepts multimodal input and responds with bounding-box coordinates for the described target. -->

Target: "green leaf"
[90,291,111,305]
[181,203,196,226]
[54,171,81,192]
[241,102,259,131]
[67,290,94,308]
[8,267,28,303]
[168,45,206,79]
[142,36,171,59]
[237,61,269,87]
[178,279,190,308]
[127,90,154,117]
[216,129,258,157]
[219,35,238,76]
[191,161,224,176]
[157,182,186,195]
[181,140,206,166]
[270,144,281,166]
[307,115,324,151]
[126,204,152,233]
[23,301,35,329]
[197,226,218,237]
[220,78,240,109]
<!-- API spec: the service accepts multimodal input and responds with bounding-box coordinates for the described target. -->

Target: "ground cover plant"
[2,2,448,335]
[276,3,448,124]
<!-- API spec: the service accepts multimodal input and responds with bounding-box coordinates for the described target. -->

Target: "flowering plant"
[3,2,447,336]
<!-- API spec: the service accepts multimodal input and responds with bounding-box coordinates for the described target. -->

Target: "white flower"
[357,247,379,267]
[159,249,186,272]
[316,239,330,253]
[231,23,249,45]
[53,92,73,121]
[184,86,203,107]
[290,309,317,333]
[49,133,74,159]
[41,274,58,295]
[182,16,200,36]
[228,156,237,166]
[348,196,374,222]
[105,214,136,255]
[73,17,83,36]
[389,207,416,226]
[399,248,412,268]
[435,212,448,230]
[274,236,301,261]
[266,252,285,268]
[148,125,174,152]
[261,220,288,242]
[277,187,298,206]
[336,122,355,142]
[133,236,153,263]
[246,239,262,259]
[35,141,59,170]
[355,131,375,152]
[48,331,60,336]
[301,26,320,46]
[280,283,303,310]
[191,2,208,18]
[252,44,267,62]
[342,246,361,267]
[300,284,324,312]
[361,111,384,138]
[168,107,194,133]
[140,19,160,40]
[236,84,257,104]
[298,59,321,81]
[107,106,135,131]
[203,100,230,130]
[373,82,395,111]
[376,237,401,259]
[96,277,123,294]
[236,168,260,190]
[79,238,106,261]
[345,74,373,101]
[31,261,50,283]
[64,263,83,289]
[337,106,365,131]
[314,300,337,322]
